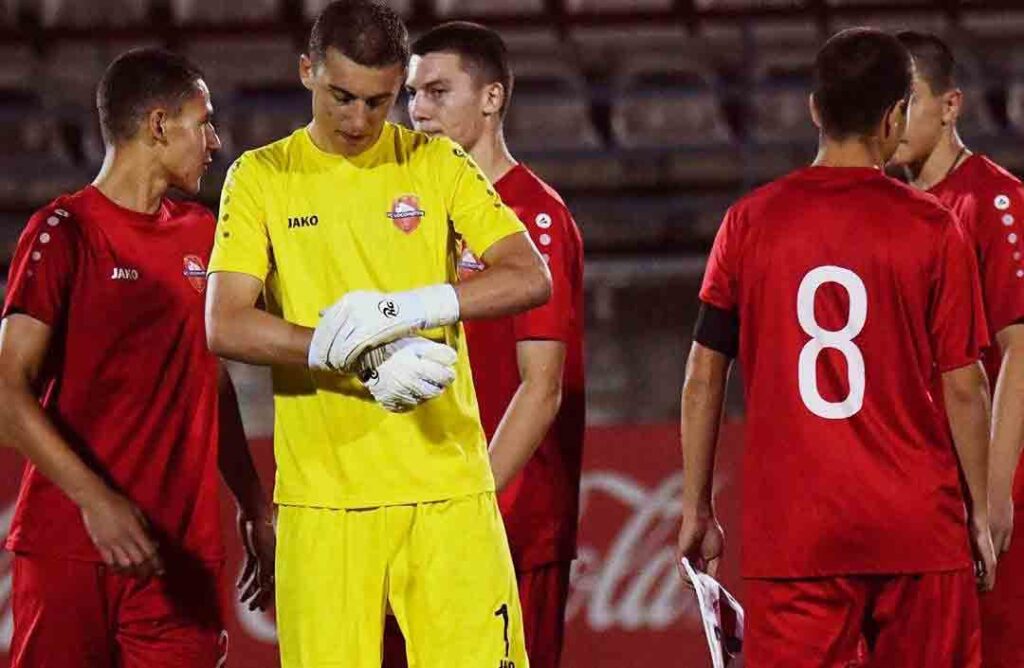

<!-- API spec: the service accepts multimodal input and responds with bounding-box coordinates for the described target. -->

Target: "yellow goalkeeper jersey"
[208,123,526,508]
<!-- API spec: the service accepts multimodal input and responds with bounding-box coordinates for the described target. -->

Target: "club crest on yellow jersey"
[387,194,425,234]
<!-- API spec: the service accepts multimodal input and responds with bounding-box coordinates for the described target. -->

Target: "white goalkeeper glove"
[355,337,458,412]
[308,285,460,372]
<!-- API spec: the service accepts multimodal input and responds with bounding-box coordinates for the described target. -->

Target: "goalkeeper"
[203,2,550,667]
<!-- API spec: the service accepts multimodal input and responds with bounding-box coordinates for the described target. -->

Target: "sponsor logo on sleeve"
[387,195,425,234]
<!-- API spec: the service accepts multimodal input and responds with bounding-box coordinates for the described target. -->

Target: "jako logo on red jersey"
[183,255,207,294]
[387,195,425,234]
[110,267,139,281]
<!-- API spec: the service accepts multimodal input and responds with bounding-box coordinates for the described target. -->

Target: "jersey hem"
[273,481,496,510]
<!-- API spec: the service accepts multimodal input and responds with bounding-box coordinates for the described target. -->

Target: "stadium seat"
[694,0,799,7]
[170,0,279,24]
[748,51,816,145]
[304,0,412,19]
[564,0,671,12]
[39,0,149,27]
[435,0,544,17]
[0,44,37,89]
[503,62,602,152]
[183,36,300,99]
[611,58,732,148]
[225,86,309,154]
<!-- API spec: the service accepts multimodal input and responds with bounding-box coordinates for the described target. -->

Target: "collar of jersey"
[300,123,393,169]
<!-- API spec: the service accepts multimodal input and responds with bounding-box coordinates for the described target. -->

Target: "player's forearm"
[680,346,728,518]
[455,258,551,321]
[943,362,993,519]
[207,305,313,368]
[990,340,1024,503]
[217,366,271,521]
[488,380,562,491]
[0,376,110,508]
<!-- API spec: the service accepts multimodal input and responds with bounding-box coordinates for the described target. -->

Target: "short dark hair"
[308,0,409,68]
[97,48,204,144]
[412,21,514,117]
[896,30,956,94]
[813,28,913,140]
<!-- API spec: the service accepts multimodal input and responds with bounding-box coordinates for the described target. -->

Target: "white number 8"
[797,266,867,420]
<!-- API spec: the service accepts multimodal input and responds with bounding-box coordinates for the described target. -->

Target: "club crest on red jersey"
[183,254,207,293]
[387,194,425,234]
[457,239,485,280]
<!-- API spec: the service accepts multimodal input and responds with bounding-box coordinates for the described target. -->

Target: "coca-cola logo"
[568,471,703,632]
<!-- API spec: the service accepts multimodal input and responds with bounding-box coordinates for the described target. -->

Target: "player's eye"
[430,88,447,99]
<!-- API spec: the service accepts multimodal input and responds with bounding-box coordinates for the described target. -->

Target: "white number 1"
[796,266,867,420]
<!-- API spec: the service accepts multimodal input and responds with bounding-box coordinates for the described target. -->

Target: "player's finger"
[238,553,257,589]
[110,544,134,572]
[706,556,721,579]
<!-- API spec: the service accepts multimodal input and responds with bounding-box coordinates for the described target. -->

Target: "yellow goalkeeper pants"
[276,492,528,668]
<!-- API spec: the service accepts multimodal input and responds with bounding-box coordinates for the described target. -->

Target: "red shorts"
[746,569,980,668]
[382,561,572,668]
[981,511,1024,668]
[10,553,227,668]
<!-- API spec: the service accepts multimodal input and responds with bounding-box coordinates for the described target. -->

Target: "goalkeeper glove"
[308,284,460,372]
[355,337,458,412]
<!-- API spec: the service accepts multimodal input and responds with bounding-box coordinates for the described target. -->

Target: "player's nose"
[408,91,430,123]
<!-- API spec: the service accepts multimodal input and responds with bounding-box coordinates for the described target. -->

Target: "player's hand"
[359,337,458,412]
[80,489,164,579]
[990,494,1014,555]
[308,285,460,372]
[676,511,724,583]
[237,508,276,612]
[970,514,998,593]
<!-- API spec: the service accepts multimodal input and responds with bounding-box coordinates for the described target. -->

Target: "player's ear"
[481,82,505,117]
[147,108,169,145]
[808,93,822,130]
[943,87,963,126]
[299,54,315,92]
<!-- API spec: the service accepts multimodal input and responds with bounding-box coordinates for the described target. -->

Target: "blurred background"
[0,0,1020,665]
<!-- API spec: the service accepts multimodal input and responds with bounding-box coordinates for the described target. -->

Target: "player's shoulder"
[969,154,1022,191]
[395,125,467,165]
[230,129,304,178]
[24,189,90,236]
[501,164,569,214]
[165,198,216,231]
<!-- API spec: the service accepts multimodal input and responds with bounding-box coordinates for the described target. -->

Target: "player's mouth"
[337,131,368,145]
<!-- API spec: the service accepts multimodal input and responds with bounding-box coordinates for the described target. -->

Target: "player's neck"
[812,137,887,170]
[909,130,969,191]
[92,145,168,215]
[469,128,517,185]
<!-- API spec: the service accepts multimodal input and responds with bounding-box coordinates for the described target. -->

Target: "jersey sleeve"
[974,183,1024,335]
[435,138,526,257]
[699,206,741,312]
[207,153,272,280]
[931,216,989,372]
[511,203,581,342]
[2,207,78,327]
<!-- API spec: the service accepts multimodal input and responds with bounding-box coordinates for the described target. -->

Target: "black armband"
[693,301,739,358]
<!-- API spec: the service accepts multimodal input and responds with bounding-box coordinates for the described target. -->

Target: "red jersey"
[700,166,987,579]
[930,155,1024,501]
[459,164,585,570]
[2,186,223,563]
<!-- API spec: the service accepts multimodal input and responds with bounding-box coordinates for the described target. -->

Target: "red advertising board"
[0,422,746,667]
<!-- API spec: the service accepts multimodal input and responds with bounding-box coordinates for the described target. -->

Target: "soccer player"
[889,30,1024,668]
[202,2,551,668]
[0,48,274,668]
[395,22,585,668]
[677,28,995,667]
